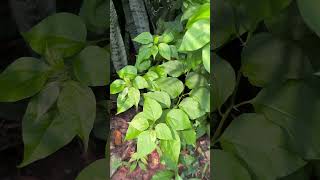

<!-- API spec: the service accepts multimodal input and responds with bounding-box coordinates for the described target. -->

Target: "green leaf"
[139,161,147,171]
[22,13,86,57]
[155,123,173,140]
[297,0,320,37]
[213,1,237,49]
[143,91,171,109]
[151,45,159,60]
[159,32,174,43]
[212,55,236,111]
[202,43,210,73]
[76,158,107,180]
[161,60,186,77]
[135,55,151,73]
[186,3,210,28]
[130,162,138,172]
[0,57,49,102]
[185,72,208,89]
[228,0,292,26]
[179,19,210,52]
[24,82,60,123]
[160,129,181,164]
[117,65,138,80]
[143,98,162,121]
[110,79,126,94]
[170,45,179,59]
[133,32,154,44]
[152,170,174,180]
[241,33,313,87]
[159,43,171,60]
[57,81,96,151]
[190,87,210,112]
[73,46,110,86]
[221,113,306,179]
[179,97,206,120]
[252,79,320,160]
[137,131,157,158]
[117,88,134,114]
[180,128,196,146]
[138,45,152,60]
[79,0,108,34]
[155,77,184,99]
[128,87,140,108]
[19,110,76,167]
[125,124,142,140]
[130,112,149,131]
[133,76,149,89]
[213,150,252,180]
[166,109,191,130]
[149,66,167,78]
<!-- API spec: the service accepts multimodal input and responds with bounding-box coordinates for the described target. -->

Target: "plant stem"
[233,99,253,109]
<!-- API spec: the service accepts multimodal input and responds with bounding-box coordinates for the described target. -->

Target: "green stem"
[233,99,253,109]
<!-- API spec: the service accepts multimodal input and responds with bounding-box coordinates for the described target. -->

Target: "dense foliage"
[0,0,108,179]
[213,0,320,179]
[110,0,210,179]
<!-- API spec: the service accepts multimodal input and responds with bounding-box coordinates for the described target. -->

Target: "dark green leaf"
[73,46,110,86]
[57,81,96,151]
[0,57,49,102]
[22,13,86,57]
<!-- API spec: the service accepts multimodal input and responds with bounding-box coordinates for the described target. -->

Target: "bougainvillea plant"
[110,0,210,179]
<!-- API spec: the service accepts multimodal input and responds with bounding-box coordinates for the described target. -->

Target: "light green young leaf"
[0,57,49,102]
[151,45,159,60]
[116,88,134,114]
[190,87,210,112]
[202,43,210,73]
[155,123,173,140]
[144,91,171,109]
[160,129,181,164]
[125,124,142,140]
[137,131,157,158]
[22,13,86,57]
[117,65,138,80]
[180,128,196,146]
[159,32,174,43]
[166,109,191,130]
[133,32,154,44]
[179,19,210,52]
[133,76,149,89]
[110,79,126,94]
[155,77,184,99]
[158,43,171,60]
[57,81,96,151]
[73,46,110,86]
[185,72,208,89]
[152,170,175,180]
[161,60,186,77]
[186,3,210,28]
[130,112,149,131]
[143,97,162,121]
[128,87,140,108]
[179,97,206,120]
